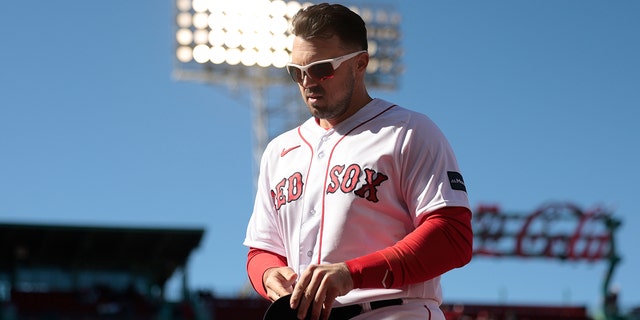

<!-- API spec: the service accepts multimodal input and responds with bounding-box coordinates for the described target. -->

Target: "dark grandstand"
[0,222,204,319]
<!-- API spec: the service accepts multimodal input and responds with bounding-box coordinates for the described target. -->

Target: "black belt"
[327,298,403,320]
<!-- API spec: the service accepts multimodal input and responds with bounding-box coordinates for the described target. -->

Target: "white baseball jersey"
[244,98,470,306]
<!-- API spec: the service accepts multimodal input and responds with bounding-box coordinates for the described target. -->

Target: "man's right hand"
[263,266,298,301]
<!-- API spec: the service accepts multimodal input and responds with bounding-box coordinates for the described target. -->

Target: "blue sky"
[1,0,638,316]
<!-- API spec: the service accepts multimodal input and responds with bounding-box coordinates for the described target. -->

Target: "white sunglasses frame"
[286,50,368,83]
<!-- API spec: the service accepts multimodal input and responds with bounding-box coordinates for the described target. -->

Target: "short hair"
[290,3,368,51]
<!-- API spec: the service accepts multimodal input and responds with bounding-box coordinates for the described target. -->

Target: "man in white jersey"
[244,3,473,320]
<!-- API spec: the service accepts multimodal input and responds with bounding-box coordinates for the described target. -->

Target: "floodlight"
[173,0,402,88]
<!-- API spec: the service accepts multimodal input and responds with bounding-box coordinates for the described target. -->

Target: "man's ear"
[357,53,369,71]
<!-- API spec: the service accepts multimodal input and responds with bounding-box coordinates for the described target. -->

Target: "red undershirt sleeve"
[246,247,288,300]
[346,206,473,289]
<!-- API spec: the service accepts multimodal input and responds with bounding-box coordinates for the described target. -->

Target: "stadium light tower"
[173,0,403,182]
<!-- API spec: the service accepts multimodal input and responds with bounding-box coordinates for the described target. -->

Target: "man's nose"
[301,72,318,88]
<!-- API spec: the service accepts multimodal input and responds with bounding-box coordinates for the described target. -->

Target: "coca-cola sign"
[473,203,619,262]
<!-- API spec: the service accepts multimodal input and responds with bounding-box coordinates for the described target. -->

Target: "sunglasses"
[286,50,367,83]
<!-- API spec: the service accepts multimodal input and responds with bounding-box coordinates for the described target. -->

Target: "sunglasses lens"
[286,62,336,83]
[308,63,335,81]
[287,66,303,83]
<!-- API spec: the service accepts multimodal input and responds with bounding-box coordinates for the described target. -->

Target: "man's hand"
[263,266,298,302]
[290,263,354,320]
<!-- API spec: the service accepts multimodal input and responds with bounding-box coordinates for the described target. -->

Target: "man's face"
[289,36,357,126]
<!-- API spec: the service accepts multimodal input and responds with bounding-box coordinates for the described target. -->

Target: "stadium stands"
[0,222,604,319]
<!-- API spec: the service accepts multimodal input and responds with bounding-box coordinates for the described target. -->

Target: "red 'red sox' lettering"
[327,164,388,202]
[354,168,388,202]
[271,164,389,211]
[327,164,361,193]
[271,172,304,211]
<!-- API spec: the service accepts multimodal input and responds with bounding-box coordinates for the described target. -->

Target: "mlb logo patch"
[447,171,467,192]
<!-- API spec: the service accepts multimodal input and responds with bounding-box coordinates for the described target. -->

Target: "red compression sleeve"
[346,206,473,289]
[247,247,288,299]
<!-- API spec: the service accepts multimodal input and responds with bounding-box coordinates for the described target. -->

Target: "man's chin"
[309,109,331,120]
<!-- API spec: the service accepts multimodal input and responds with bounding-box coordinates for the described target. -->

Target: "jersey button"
[318,151,325,158]
[309,209,316,215]
[306,250,313,257]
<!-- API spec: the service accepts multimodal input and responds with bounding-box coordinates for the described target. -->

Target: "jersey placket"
[296,130,333,274]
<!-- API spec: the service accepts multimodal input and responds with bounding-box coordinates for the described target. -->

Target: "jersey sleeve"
[243,142,287,257]
[399,114,469,224]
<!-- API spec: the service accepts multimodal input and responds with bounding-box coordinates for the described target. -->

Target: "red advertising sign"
[473,203,616,262]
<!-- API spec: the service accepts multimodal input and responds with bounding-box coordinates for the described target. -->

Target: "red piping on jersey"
[425,304,432,319]
[316,104,397,264]
[297,125,315,181]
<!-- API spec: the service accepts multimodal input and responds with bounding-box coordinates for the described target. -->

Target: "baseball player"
[244,3,473,320]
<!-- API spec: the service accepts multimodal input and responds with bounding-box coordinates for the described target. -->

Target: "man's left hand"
[290,262,354,320]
